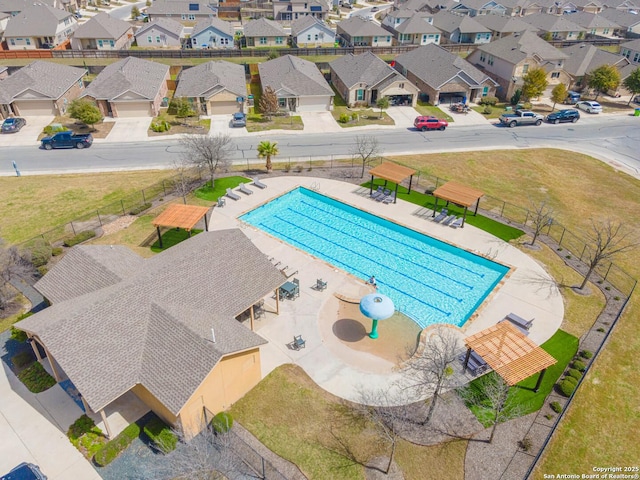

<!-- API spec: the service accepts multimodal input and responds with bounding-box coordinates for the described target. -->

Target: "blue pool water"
[240,188,509,329]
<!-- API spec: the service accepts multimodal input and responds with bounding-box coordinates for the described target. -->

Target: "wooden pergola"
[432,181,484,228]
[368,162,417,204]
[463,321,557,392]
[152,204,210,248]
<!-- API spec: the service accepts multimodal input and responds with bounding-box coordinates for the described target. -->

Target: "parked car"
[414,116,448,131]
[371,6,379,11]
[0,462,47,479]
[564,90,581,104]
[498,109,543,127]
[231,112,246,127]
[1,117,26,133]
[41,131,93,150]
[576,101,602,114]
[633,95,640,105]
[545,109,580,124]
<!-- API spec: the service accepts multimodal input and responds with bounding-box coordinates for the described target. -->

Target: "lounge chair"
[217,197,226,208]
[506,313,534,331]
[382,191,396,204]
[432,208,448,223]
[370,186,384,199]
[292,335,306,350]
[459,350,488,376]
[226,188,241,201]
[376,189,391,202]
[252,178,267,189]
[442,215,456,226]
[239,183,253,195]
[450,217,463,228]
[315,278,327,291]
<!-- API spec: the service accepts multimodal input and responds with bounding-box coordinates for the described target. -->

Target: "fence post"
[121,200,126,215]
[162,180,167,196]
[524,211,529,226]
[500,201,505,218]
[261,457,265,479]
[558,227,566,247]
[69,221,76,236]
[97,210,102,227]
[142,189,146,204]
[603,262,612,282]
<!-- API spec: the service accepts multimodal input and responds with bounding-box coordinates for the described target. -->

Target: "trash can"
[635,108,640,117]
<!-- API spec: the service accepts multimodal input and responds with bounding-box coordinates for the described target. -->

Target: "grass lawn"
[0,294,30,333]
[331,106,394,127]
[193,176,251,201]
[17,362,57,393]
[151,228,202,252]
[148,112,210,137]
[246,113,304,132]
[39,116,115,140]
[68,415,108,459]
[414,101,453,122]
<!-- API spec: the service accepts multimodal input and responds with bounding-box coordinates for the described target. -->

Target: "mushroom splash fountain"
[359,293,395,339]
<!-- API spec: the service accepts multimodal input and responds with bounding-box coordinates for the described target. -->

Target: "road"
[2,117,639,177]
[107,0,146,20]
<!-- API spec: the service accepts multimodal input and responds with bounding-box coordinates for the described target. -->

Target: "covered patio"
[152,204,210,248]
[368,162,417,204]
[431,181,484,228]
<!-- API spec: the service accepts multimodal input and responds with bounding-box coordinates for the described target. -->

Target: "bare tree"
[171,157,200,204]
[180,134,234,189]
[579,220,637,290]
[0,238,32,310]
[351,135,382,178]
[526,200,554,246]
[259,86,279,119]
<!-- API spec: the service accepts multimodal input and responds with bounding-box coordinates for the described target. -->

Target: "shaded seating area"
[152,204,210,249]
[368,162,417,204]
[431,181,484,228]
[279,278,300,300]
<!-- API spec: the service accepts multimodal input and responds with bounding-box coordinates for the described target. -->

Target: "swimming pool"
[240,188,509,329]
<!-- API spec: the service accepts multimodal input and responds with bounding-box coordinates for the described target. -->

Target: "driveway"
[300,111,342,133]
[385,106,421,129]
[0,116,52,147]
[101,117,152,143]
[208,114,245,137]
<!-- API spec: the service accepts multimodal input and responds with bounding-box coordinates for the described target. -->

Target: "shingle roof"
[72,12,131,40]
[258,54,333,96]
[192,16,234,37]
[147,0,213,16]
[564,11,620,29]
[621,38,640,51]
[432,10,490,34]
[561,42,628,76]
[135,18,185,38]
[598,7,640,28]
[394,14,441,34]
[174,61,246,98]
[330,51,402,89]
[474,14,539,33]
[519,12,586,32]
[336,16,389,36]
[395,43,497,89]
[4,3,74,37]
[385,8,418,19]
[82,57,169,101]
[290,15,332,37]
[474,30,567,63]
[0,61,85,104]
[243,17,287,37]
[16,229,286,414]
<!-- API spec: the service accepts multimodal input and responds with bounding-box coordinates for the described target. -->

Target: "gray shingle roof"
[395,43,497,89]
[4,3,74,37]
[192,16,234,37]
[474,14,539,34]
[243,17,287,37]
[72,12,131,40]
[519,12,586,32]
[290,15,332,37]
[16,229,285,414]
[82,57,169,101]
[147,0,214,16]
[598,7,640,28]
[394,14,441,34]
[432,10,490,34]
[385,8,418,20]
[0,60,85,104]
[561,42,629,76]
[258,54,333,96]
[564,11,620,29]
[621,38,640,50]
[135,18,185,38]
[330,51,403,89]
[174,61,246,98]
[336,16,389,37]
[474,30,567,63]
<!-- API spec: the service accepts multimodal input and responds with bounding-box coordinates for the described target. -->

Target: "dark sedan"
[0,462,47,479]
[545,109,580,124]
[1,117,27,133]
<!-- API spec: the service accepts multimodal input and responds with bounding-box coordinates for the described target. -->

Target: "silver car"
[576,101,602,114]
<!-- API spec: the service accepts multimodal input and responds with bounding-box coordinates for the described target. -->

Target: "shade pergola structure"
[152,204,210,248]
[463,321,557,392]
[368,162,417,204]
[431,181,484,228]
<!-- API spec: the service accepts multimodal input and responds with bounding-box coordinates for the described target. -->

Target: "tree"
[350,135,382,178]
[550,83,568,110]
[171,97,196,119]
[258,86,279,119]
[67,99,103,129]
[521,67,548,101]
[587,64,620,100]
[171,157,200,204]
[623,67,640,105]
[526,200,554,246]
[376,96,389,118]
[578,220,637,290]
[180,134,234,189]
[0,238,32,311]
[131,5,140,19]
[256,140,279,172]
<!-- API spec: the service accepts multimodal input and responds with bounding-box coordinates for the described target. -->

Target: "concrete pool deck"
[209,176,565,404]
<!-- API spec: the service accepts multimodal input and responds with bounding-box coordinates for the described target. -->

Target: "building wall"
[379,78,419,106]
[131,383,179,427]
[6,36,40,50]
[72,30,134,50]
[246,35,287,47]
[191,28,234,48]
[293,26,335,47]
[53,79,85,114]
[136,27,182,47]
[395,32,440,45]
[206,89,244,114]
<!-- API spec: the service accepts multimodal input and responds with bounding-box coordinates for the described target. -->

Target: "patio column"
[474,198,480,216]
[432,196,438,217]
[408,174,413,194]
[393,184,398,204]
[156,226,163,248]
[100,409,113,439]
[80,394,90,413]
[42,346,62,383]
[534,368,547,393]
[275,289,280,315]
[204,212,209,231]
[28,336,43,362]
[369,175,374,195]
[462,347,472,373]
[462,206,468,228]
[249,306,255,331]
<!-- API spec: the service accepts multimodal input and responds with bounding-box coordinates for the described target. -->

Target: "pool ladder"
[309,181,320,192]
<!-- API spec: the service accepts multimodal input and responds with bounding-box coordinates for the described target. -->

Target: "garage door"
[13,100,56,116]
[114,102,152,117]
[209,100,239,115]
[297,96,330,112]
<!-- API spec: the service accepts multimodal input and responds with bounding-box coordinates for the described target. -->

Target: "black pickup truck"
[41,131,93,150]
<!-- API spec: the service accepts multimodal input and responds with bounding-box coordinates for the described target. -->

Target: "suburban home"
[397,0,448,13]
[146,0,218,25]
[565,11,620,37]
[336,16,393,47]
[432,11,492,44]
[329,51,420,107]
[519,13,586,40]
[134,18,185,48]
[474,14,539,39]
[448,0,509,17]
[0,66,7,80]
[570,0,604,13]
[70,12,134,50]
[273,0,328,23]
[3,4,77,49]
[81,57,170,117]
[258,54,333,111]
[290,16,335,47]
[381,10,441,45]
[620,38,640,65]
[467,30,569,100]
[394,43,498,105]
[15,230,287,440]
[174,61,246,114]
[560,42,632,90]
[0,11,10,35]
[0,61,85,118]
[598,7,640,36]
[189,16,235,49]
[243,17,288,47]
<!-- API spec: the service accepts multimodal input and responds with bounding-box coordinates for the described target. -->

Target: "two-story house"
[561,42,633,90]
[519,12,586,40]
[190,16,234,48]
[273,0,328,23]
[290,16,335,47]
[70,12,133,50]
[565,11,619,37]
[146,0,218,25]
[432,10,492,44]
[474,14,539,39]
[598,7,640,36]
[4,4,77,49]
[243,17,288,47]
[620,38,640,65]
[448,0,509,17]
[381,9,441,45]
[336,16,392,47]
[135,18,185,48]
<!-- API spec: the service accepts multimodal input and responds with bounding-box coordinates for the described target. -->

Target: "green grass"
[332,106,394,127]
[17,362,57,393]
[471,103,509,119]
[68,414,108,459]
[144,416,178,453]
[246,113,304,132]
[249,83,262,112]
[151,228,202,252]
[193,176,251,202]
[94,421,141,466]
[415,101,453,122]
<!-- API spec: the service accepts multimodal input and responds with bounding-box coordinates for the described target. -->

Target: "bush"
[128,203,151,215]
[211,412,233,434]
[68,414,107,459]
[150,120,171,132]
[51,247,64,256]
[12,351,34,369]
[94,422,141,466]
[522,102,532,110]
[30,240,52,267]
[43,124,66,136]
[144,417,177,453]
[483,106,493,115]
[558,379,576,397]
[37,266,48,277]
[479,96,498,106]
[572,360,586,372]
[64,230,96,247]
[518,437,533,452]
[10,326,28,343]
[567,368,582,380]
[550,401,562,414]
[338,113,350,123]
[579,350,593,359]
[18,362,56,393]
[351,112,358,121]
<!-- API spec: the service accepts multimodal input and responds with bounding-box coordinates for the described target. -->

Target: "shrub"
[563,375,578,386]
[604,286,611,291]
[51,247,64,256]
[94,422,141,466]
[64,230,96,247]
[30,240,52,267]
[572,360,586,372]
[597,327,605,332]
[351,112,358,121]
[544,414,554,420]
[128,203,151,215]
[483,106,493,115]
[18,362,56,393]
[211,412,233,434]
[43,124,66,136]
[338,113,350,123]
[518,437,533,452]
[522,102,532,110]
[550,401,562,414]
[479,96,498,106]
[567,368,582,380]
[558,379,576,397]
[150,120,171,132]
[37,266,48,277]
[579,349,593,360]
[144,417,177,453]
[10,326,28,343]
[12,351,34,369]
[68,414,107,459]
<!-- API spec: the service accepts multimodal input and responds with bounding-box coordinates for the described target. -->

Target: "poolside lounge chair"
[252,178,267,189]
[506,313,534,331]
[314,278,327,291]
[382,191,396,204]
[450,217,463,228]
[433,208,448,223]
[239,183,253,195]
[459,350,489,376]
[442,215,456,226]
[370,186,384,199]
[226,188,241,201]
[376,189,391,202]
[217,197,226,208]
[292,335,306,350]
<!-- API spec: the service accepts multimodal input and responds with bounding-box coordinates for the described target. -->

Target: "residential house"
[0,0,83,16]
[396,0,450,13]
[467,30,569,99]
[474,14,539,39]
[174,61,246,114]
[620,38,640,64]
[519,12,586,39]
[258,54,333,111]
[336,16,393,47]
[381,9,441,45]
[0,61,85,118]
[82,57,170,117]
[290,16,335,47]
[0,66,7,80]
[243,17,288,47]
[499,0,545,17]
[432,11,492,44]
[3,4,77,49]
[448,0,509,17]
[571,0,605,13]
[0,11,10,36]
[134,18,185,48]
[189,16,234,49]
[273,0,328,23]
[395,43,498,104]
[560,42,632,89]
[146,0,218,25]
[598,7,640,36]
[565,11,619,37]
[15,230,287,440]
[329,51,420,107]
[70,12,133,50]
[602,0,640,12]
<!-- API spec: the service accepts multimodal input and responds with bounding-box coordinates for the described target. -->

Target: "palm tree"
[257,140,279,172]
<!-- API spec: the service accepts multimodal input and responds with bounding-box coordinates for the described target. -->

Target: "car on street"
[414,116,448,131]
[499,109,544,127]
[0,462,47,479]
[576,100,602,114]
[40,131,93,150]
[633,95,640,105]
[371,6,379,11]
[545,109,580,124]
[231,112,246,127]
[1,117,26,133]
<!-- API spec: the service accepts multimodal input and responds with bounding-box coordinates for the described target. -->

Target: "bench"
[506,313,534,331]
[459,350,489,376]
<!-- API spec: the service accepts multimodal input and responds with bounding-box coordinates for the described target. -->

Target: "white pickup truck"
[499,110,544,128]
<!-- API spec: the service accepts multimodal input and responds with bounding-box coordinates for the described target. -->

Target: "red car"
[414,116,448,131]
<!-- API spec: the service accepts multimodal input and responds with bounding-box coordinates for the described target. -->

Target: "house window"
[387,36,391,42]
[188,14,195,20]
[422,34,427,42]
[275,36,283,44]
[260,37,267,44]
[603,28,609,34]
[356,89,364,101]
[307,34,311,40]
[110,40,114,47]
[26,38,31,45]
[634,52,640,63]
[551,72,560,78]
[622,48,629,58]
[398,83,404,88]
[315,34,318,40]
[98,39,103,47]
[221,38,228,45]
[278,98,287,107]
[156,36,161,43]
[480,52,486,62]
[9,39,15,46]
[522,64,529,73]
[373,36,378,43]
[590,28,596,35]
[147,36,152,43]
[181,14,187,19]
[488,55,494,66]
[482,86,489,96]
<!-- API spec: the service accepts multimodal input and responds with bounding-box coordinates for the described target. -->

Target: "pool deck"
[209,177,565,405]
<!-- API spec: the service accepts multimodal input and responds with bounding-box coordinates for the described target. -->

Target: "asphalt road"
[2,116,639,177]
